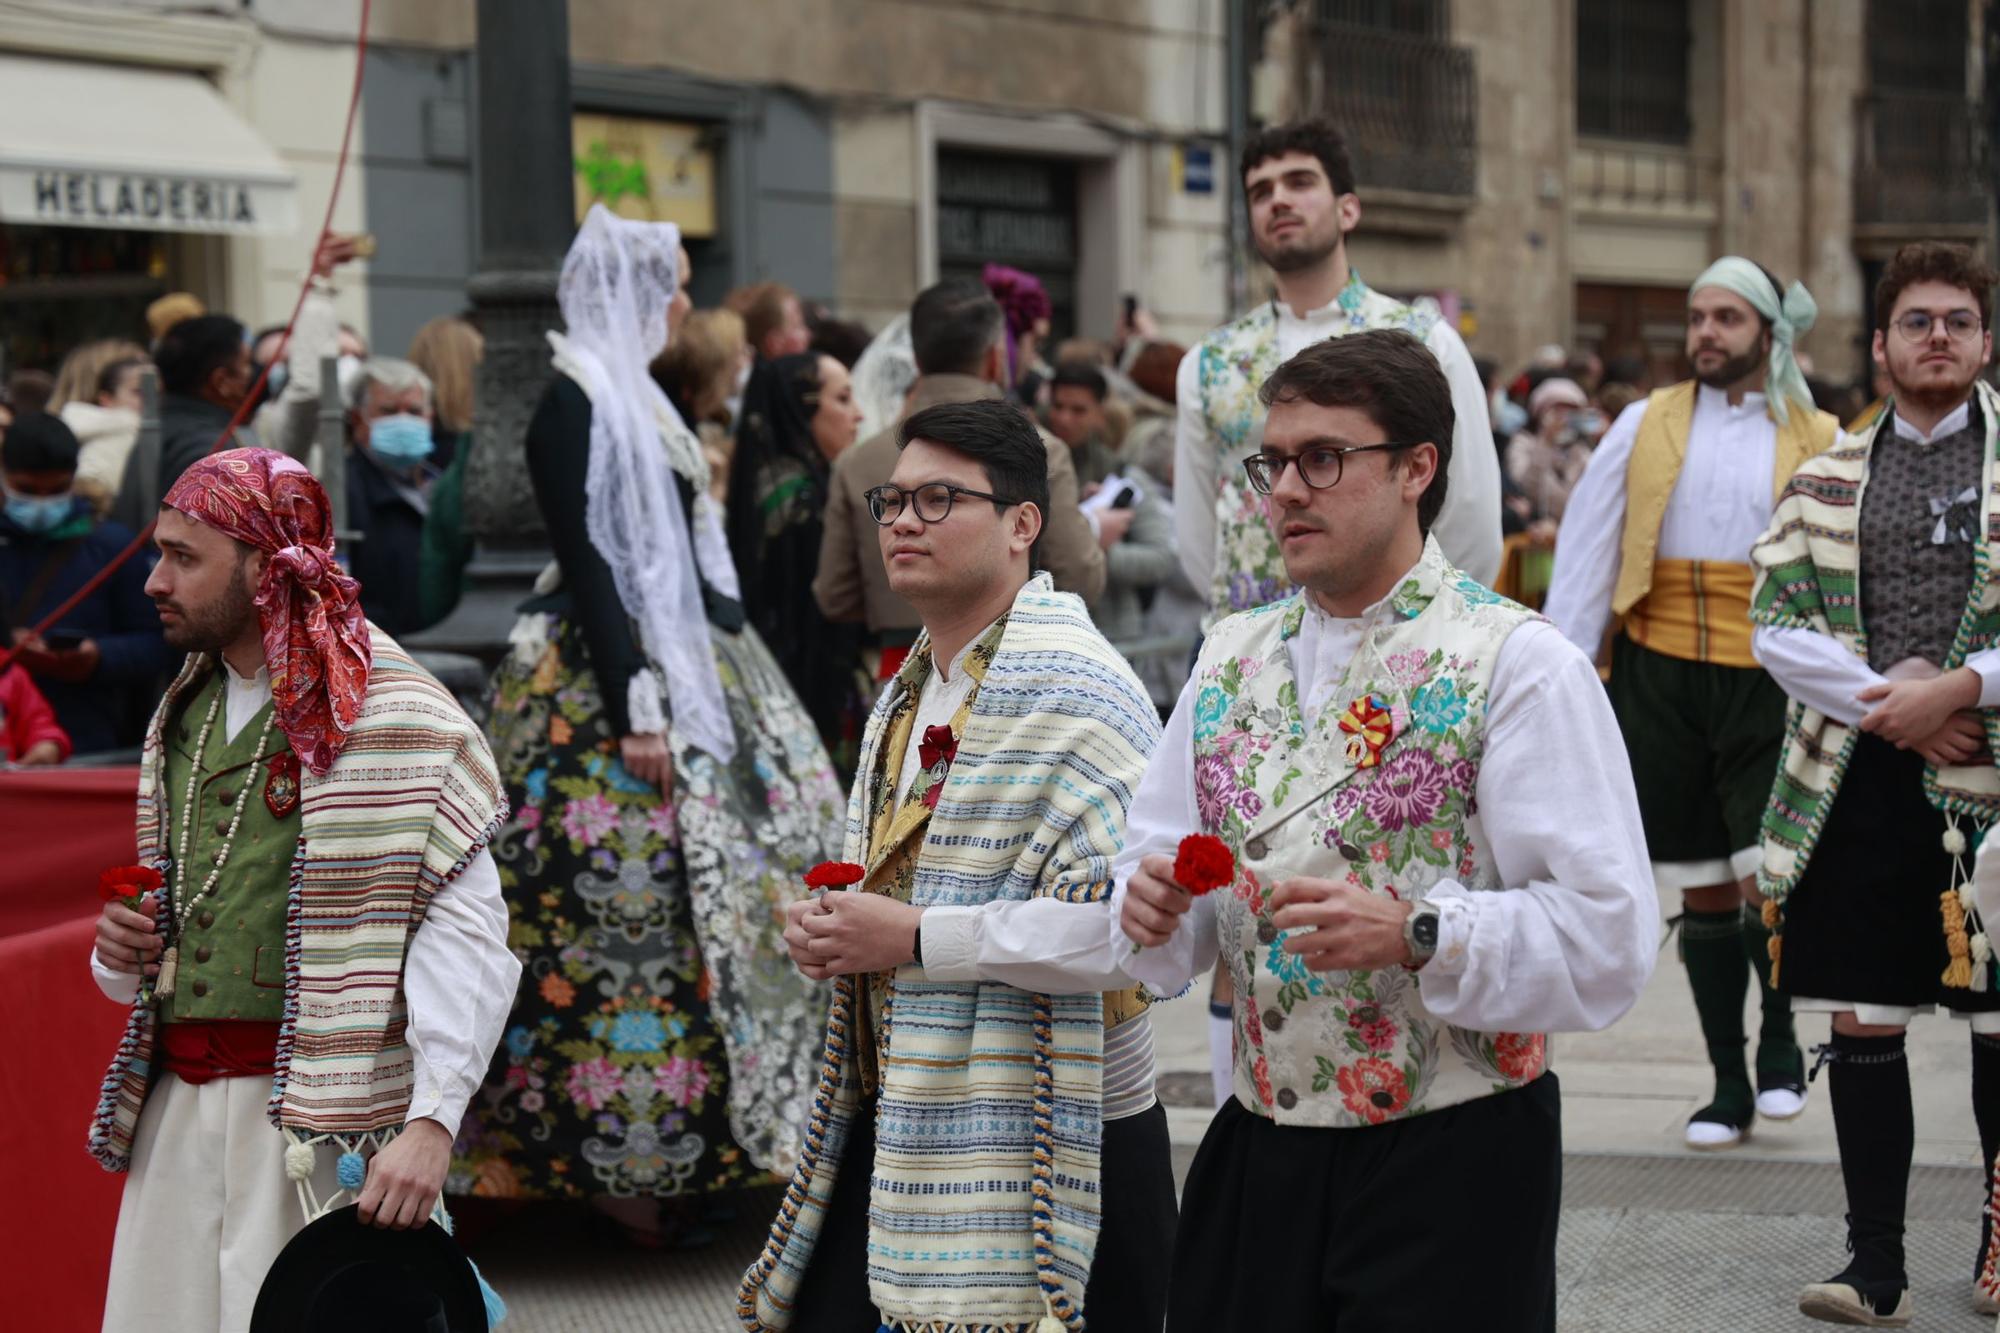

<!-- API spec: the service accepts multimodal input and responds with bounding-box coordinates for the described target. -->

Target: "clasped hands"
[1856,668,1990,766]
[1119,851,1416,972]
[782,890,922,981]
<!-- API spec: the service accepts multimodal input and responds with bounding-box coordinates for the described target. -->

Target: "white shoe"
[1757,1085,1808,1120]
[1797,1281,1912,1326]
[1684,1118,1745,1150]
[1974,1280,2000,1315]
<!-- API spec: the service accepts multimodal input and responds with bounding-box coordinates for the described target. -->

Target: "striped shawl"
[1750,380,2000,902]
[738,576,1162,1332]
[89,627,507,1169]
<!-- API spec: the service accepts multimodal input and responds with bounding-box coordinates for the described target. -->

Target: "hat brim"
[249,1205,488,1333]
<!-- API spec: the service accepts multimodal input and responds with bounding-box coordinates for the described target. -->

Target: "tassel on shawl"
[1760,896,1782,989]
[1943,888,1975,990]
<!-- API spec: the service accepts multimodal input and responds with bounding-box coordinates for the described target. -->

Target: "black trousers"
[1168,1074,1563,1333]
[789,1098,1178,1332]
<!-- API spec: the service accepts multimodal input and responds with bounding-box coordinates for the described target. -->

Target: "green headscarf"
[1690,256,1818,424]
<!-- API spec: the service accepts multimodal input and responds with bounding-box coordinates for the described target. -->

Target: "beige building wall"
[1271,0,1985,385]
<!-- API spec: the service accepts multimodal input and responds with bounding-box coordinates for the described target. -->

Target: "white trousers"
[101,1073,340,1333]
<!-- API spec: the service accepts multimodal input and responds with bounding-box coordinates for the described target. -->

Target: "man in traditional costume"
[87,447,517,1331]
[1174,115,1502,617]
[1544,257,1839,1150]
[740,399,1172,1332]
[1121,330,1656,1329]
[1748,241,2000,1327]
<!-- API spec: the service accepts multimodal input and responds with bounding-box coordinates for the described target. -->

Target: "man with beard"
[1175,117,1502,621]
[86,447,517,1330]
[1748,242,2000,1326]
[1545,259,1839,1152]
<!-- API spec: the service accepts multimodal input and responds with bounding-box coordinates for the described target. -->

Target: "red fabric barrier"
[0,767,138,937]
[0,916,128,1331]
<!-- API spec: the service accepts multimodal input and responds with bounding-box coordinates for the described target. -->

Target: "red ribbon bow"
[919,724,958,810]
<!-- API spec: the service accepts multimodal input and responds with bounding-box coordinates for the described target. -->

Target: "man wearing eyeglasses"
[1116,330,1655,1329]
[743,398,1173,1332]
[1545,257,1840,1153]
[1747,241,2000,1327]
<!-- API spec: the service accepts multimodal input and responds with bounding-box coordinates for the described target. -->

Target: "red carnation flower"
[1173,834,1235,897]
[804,861,866,890]
[98,865,163,907]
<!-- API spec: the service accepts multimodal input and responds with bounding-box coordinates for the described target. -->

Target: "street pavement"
[468,885,1996,1330]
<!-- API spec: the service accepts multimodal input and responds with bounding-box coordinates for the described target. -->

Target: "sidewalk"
[470,890,1996,1329]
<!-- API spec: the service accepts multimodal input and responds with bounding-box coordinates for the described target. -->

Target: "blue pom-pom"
[469,1258,508,1326]
[335,1150,367,1191]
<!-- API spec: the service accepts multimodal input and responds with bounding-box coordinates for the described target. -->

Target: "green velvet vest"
[158,670,299,1023]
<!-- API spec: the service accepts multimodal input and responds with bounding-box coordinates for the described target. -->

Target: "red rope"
[0,0,374,677]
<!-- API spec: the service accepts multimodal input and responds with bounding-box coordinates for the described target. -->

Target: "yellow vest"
[1611,382,1837,664]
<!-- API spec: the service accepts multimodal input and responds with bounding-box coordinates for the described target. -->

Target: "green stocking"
[1682,906,1753,1125]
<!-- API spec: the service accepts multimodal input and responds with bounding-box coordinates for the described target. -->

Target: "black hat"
[249,1206,490,1333]
[1,412,81,474]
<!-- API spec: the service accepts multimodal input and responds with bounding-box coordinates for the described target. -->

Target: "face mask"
[1493,397,1528,436]
[367,413,433,466]
[264,361,288,396]
[4,490,74,534]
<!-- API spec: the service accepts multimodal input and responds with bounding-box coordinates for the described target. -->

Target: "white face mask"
[335,354,365,403]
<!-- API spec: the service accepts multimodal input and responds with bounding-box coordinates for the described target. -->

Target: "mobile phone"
[1109,485,1137,510]
[1122,295,1139,325]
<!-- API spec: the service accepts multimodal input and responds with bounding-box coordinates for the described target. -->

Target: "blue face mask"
[367,413,433,466]
[4,490,74,534]
[1492,397,1529,437]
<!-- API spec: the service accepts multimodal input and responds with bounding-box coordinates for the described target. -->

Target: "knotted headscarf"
[163,448,371,775]
[1690,256,1819,424]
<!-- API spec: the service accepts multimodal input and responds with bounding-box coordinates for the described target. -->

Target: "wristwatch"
[1402,900,1441,967]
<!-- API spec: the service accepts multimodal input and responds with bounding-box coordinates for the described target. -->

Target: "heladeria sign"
[0,166,296,236]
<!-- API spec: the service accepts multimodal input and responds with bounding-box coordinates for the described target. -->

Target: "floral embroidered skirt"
[448,618,842,1201]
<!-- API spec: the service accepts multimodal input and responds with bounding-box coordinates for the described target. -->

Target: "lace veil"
[557,204,735,761]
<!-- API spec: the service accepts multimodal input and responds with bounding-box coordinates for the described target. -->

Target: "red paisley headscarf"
[163,448,371,775]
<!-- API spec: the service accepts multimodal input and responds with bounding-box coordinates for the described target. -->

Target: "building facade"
[0,0,1234,374]
[1261,0,1993,386]
[3,0,1986,387]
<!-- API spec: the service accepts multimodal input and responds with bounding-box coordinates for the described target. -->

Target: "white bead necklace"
[154,680,280,1001]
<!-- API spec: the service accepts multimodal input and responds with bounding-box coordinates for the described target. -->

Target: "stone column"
[409,0,573,661]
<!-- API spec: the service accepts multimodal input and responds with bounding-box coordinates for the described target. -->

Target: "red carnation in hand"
[98,865,163,908]
[1173,834,1235,896]
[804,861,866,890]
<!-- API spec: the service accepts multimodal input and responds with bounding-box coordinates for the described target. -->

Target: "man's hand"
[1915,708,1991,768]
[356,1118,452,1230]
[311,233,364,280]
[782,897,835,981]
[17,739,61,766]
[95,891,162,977]
[1267,878,1415,972]
[1858,670,1980,748]
[13,634,100,683]
[792,891,921,977]
[620,732,672,790]
[1096,507,1136,550]
[1120,852,1193,949]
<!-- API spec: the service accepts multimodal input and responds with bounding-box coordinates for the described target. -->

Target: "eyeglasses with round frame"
[864,481,1025,526]
[1891,309,1984,343]
[1242,441,1423,495]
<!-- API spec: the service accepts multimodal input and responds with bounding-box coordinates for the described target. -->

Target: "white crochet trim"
[627,667,667,736]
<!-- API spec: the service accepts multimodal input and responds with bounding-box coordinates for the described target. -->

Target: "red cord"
[0,0,373,677]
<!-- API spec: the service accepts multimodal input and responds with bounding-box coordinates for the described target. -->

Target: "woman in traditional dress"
[448,205,841,1246]
[725,352,868,779]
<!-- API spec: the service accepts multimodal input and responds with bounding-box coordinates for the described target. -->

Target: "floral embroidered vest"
[1194,273,1439,619]
[1190,537,1546,1128]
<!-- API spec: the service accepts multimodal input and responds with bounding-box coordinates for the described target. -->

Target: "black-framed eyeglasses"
[1891,309,1984,343]
[1242,441,1422,495]
[864,482,1025,526]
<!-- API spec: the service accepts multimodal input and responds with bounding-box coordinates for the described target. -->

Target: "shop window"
[935,149,1079,344]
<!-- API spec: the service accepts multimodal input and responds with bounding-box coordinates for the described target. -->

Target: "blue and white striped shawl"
[739,576,1162,1332]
